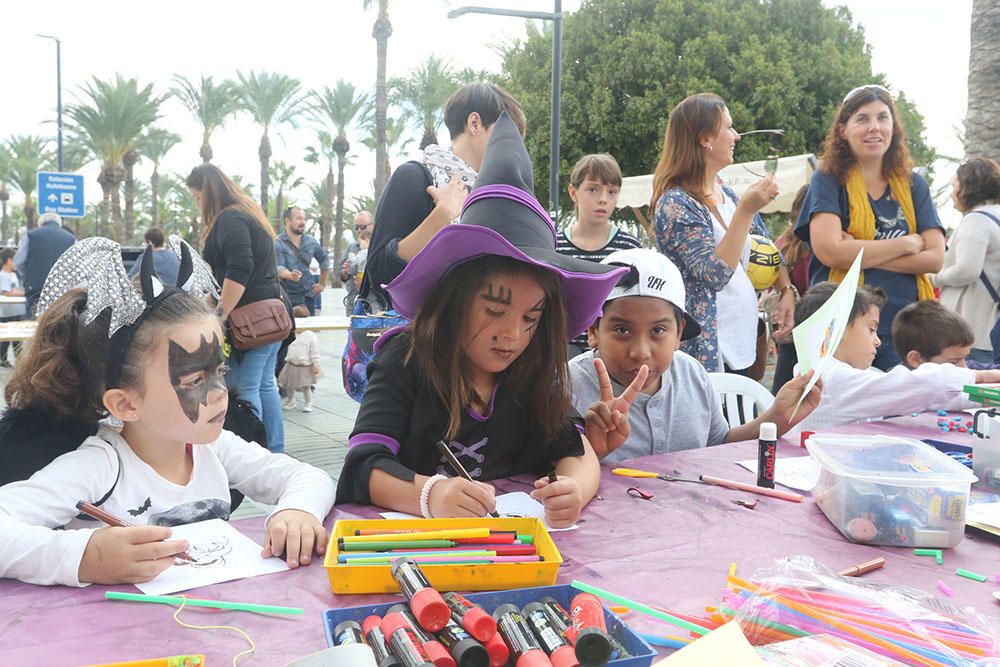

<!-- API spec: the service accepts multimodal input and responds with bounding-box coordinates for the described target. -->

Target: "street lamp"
[448,2,563,222]
[36,34,63,172]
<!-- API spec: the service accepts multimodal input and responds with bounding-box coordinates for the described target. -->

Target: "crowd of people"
[3,79,1000,588]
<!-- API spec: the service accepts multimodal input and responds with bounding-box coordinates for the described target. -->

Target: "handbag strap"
[976,210,1000,304]
[281,237,313,273]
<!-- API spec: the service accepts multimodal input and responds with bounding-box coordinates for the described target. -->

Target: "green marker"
[955,568,987,582]
[105,591,303,615]
[340,539,455,551]
[516,534,534,545]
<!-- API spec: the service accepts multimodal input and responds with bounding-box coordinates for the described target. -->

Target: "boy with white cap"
[569,248,822,463]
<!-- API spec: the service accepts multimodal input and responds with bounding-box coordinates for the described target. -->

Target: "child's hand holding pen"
[262,509,327,568]
[531,471,583,529]
[428,477,497,519]
[78,525,190,585]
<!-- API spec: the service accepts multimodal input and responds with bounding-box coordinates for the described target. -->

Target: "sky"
[1,0,974,229]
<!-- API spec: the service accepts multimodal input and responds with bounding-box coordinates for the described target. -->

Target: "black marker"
[435,440,500,517]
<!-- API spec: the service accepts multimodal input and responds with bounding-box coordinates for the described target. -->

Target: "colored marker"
[338,550,497,563]
[340,540,458,552]
[341,528,491,544]
[77,501,194,562]
[436,440,500,517]
[105,591,302,615]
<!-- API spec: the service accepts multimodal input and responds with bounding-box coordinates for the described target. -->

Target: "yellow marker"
[339,527,491,543]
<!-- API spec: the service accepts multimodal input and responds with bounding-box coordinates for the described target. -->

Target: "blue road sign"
[37,171,85,217]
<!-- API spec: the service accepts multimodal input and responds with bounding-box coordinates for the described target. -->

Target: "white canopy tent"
[617,153,817,237]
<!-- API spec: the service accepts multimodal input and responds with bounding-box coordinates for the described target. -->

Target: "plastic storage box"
[805,434,976,548]
[324,517,562,594]
[322,584,656,667]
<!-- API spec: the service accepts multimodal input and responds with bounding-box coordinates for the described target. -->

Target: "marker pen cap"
[392,559,451,632]
[386,605,455,667]
[514,649,553,667]
[483,631,510,667]
[574,627,612,667]
[380,612,434,667]
[759,422,777,441]
[800,430,815,448]
[549,644,580,667]
[425,643,456,667]
[334,619,365,646]
[362,615,402,667]
[363,615,384,637]
[444,592,497,641]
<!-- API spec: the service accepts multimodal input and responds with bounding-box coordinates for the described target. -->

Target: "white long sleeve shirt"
[790,359,976,438]
[0,426,335,587]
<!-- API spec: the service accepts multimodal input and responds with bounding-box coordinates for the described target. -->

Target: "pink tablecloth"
[2,412,997,664]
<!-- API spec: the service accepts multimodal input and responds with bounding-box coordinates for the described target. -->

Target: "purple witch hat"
[384,112,627,337]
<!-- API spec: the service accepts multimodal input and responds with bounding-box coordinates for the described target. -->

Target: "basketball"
[747,234,782,290]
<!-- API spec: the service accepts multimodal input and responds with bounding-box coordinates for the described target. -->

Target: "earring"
[705,145,713,152]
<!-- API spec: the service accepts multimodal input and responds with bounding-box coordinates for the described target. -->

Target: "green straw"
[912,549,941,557]
[955,568,987,582]
[571,579,709,636]
[105,591,303,615]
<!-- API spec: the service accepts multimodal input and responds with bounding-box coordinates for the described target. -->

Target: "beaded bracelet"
[419,474,448,518]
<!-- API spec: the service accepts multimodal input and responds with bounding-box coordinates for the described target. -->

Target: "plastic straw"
[105,591,303,615]
[570,579,710,636]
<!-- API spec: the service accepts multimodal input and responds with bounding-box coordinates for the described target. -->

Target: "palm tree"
[139,128,181,228]
[309,81,370,270]
[171,75,237,164]
[390,55,459,149]
[65,74,164,241]
[269,160,305,228]
[304,131,337,249]
[6,135,55,230]
[364,0,393,201]
[0,145,11,244]
[966,0,1000,159]
[361,113,415,175]
[235,70,305,212]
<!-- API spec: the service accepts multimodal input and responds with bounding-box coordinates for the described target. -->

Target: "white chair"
[707,372,775,429]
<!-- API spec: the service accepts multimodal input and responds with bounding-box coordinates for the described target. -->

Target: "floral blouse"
[653,184,765,371]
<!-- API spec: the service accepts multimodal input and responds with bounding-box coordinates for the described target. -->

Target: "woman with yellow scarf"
[794,85,944,370]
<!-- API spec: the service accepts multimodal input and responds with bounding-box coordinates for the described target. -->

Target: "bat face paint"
[168,332,227,423]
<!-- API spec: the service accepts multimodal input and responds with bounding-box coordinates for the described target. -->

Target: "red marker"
[391,559,450,632]
[444,592,496,642]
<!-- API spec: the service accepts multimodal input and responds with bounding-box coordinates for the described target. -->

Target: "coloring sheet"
[380,491,578,531]
[790,249,863,419]
[136,518,288,596]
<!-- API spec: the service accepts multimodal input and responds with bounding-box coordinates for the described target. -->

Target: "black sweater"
[203,208,280,307]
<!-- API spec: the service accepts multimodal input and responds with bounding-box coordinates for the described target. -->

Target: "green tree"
[65,74,164,240]
[269,160,305,228]
[390,55,459,149]
[172,75,238,164]
[364,0,392,201]
[499,0,935,213]
[304,131,338,250]
[235,70,305,213]
[309,81,370,268]
[139,128,182,229]
[6,135,55,230]
[0,144,11,244]
[361,113,414,174]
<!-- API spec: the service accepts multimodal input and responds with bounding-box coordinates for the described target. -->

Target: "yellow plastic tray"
[324,517,562,594]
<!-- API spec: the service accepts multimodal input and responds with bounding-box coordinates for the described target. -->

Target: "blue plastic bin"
[322,583,656,666]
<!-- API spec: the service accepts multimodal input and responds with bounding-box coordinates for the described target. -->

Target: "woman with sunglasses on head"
[795,85,944,370]
[933,157,1000,364]
[650,92,796,374]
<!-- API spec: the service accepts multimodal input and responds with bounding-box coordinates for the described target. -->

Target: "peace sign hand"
[583,357,649,459]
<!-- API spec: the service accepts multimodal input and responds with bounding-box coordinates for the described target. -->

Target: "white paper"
[736,456,820,492]
[966,502,1000,529]
[790,250,863,419]
[379,491,578,531]
[136,518,288,596]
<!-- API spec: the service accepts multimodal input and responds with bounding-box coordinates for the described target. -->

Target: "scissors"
[613,467,705,485]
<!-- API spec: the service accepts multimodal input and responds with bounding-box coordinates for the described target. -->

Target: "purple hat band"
[461,184,557,245]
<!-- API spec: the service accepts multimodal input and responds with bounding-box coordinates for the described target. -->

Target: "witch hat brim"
[383,112,626,338]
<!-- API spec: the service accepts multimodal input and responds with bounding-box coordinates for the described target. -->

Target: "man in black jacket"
[15,212,76,316]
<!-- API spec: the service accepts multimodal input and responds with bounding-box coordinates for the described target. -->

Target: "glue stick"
[388,604,455,667]
[381,612,435,667]
[522,602,579,667]
[757,422,777,489]
[493,603,551,667]
[443,592,497,642]
[391,558,451,632]
[363,614,403,667]
[435,618,491,667]
[569,593,612,667]
[539,596,573,641]
[333,619,365,647]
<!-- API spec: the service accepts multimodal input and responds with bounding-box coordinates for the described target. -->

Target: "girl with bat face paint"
[0,238,334,588]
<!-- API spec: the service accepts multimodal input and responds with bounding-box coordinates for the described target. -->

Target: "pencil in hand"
[434,440,500,518]
[75,500,196,562]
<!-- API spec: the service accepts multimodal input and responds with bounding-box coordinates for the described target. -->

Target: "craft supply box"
[324,517,562,594]
[805,434,976,548]
[322,584,656,667]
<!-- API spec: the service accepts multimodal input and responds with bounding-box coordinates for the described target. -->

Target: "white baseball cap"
[600,248,702,340]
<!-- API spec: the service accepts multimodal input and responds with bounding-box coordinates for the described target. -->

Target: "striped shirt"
[556,226,642,349]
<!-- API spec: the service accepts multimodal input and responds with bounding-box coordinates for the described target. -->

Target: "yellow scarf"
[829,166,935,300]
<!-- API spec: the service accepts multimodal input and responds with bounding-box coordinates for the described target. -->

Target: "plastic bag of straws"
[717,555,1000,666]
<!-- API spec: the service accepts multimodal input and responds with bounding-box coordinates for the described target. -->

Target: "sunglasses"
[739,129,785,177]
[354,224,371,231]
[842,84,891,105]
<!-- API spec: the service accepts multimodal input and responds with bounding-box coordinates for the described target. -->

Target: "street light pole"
[37,34,63,172]
[447,3,563,222]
